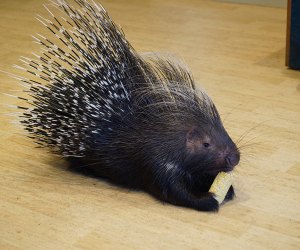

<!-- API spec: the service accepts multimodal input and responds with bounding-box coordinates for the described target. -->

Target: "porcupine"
[12,0,240,211]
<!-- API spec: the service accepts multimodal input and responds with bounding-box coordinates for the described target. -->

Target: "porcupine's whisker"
[235,119,270,147]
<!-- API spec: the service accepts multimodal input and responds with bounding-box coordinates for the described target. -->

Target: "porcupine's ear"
[186,126,211,154]
[186,127,201,154]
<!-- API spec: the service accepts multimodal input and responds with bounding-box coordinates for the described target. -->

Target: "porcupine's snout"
[207,136,240,174]
[216,143,240,172]
[225,148,240,170]
[215,128,240,172]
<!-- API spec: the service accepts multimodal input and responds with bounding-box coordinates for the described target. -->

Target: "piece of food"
[209,171,233,204]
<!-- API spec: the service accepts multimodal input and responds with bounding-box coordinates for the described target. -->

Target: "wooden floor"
[0,0,299,249]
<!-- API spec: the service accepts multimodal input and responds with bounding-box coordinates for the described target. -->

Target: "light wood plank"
[0,0,299,249]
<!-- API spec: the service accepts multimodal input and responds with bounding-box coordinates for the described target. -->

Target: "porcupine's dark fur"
[14,0,240,211]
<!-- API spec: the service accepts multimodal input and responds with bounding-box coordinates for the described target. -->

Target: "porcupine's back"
[15,0,144,156]
[14,0,222,186]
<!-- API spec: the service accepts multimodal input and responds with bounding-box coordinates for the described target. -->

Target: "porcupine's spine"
[13,0,146,157]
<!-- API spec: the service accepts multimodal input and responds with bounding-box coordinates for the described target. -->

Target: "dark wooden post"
[286,0,300,69]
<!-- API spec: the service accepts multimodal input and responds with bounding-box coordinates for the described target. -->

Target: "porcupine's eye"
[203,142,210,148]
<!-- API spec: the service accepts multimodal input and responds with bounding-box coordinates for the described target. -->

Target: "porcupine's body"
[15,0,240,211]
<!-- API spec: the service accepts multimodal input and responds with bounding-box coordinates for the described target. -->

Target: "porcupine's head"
[182,99,240,175]
[141,54,240,176]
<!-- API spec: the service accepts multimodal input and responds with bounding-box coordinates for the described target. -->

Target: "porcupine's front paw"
[224,185,235,201]
[198,193,219,212]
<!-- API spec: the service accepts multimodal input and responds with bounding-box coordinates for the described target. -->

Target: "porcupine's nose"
[226,151,240,168]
